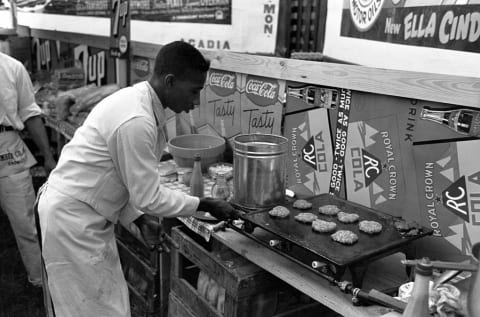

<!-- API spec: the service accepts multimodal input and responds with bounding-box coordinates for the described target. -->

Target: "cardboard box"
[285,82,339,114]
[240,74,284,135]
[343,92,464,218]
[204,69,242,138]
[412,140,480,260]
[283,108,333,197]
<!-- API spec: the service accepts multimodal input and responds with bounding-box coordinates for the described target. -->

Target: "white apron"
[0,131,41,284]
[0,130,37,177]
[38,185,130,317]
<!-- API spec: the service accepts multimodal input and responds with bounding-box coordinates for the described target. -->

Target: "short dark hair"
[153,41,210,80]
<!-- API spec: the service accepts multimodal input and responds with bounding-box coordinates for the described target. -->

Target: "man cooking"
[37,41,239,316]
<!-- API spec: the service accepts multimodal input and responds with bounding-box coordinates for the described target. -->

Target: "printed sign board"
[413,140,480,260]
[239,74,284,135]
[22,0,279,54]
[284,108,333,198]
[204,69,242,139]
[323,0,480,77]
[110,0,130,59]
[341,0,480,53]
[31,38,116,87]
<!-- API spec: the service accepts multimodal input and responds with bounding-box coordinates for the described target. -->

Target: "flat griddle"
[237,194,433,269]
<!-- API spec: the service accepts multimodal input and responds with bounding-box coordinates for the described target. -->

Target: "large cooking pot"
[232,134,288,210]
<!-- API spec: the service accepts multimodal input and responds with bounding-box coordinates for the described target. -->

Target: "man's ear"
[164,74,175,88]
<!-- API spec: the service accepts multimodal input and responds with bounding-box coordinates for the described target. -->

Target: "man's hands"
[133,213,163,248]
[133,214,179,252]
[198,197,241,221]
[43,155,56,174]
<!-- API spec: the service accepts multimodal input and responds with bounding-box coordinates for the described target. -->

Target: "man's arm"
[24,116,56,173]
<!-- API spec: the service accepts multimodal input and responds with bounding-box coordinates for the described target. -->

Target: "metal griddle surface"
[240,194,432,267]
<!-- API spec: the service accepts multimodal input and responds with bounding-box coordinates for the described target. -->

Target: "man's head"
[149,41,210,113]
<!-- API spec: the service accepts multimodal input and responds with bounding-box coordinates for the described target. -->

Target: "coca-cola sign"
[208,70,236,97]
[245,75,279,107]
[132,57,151,78]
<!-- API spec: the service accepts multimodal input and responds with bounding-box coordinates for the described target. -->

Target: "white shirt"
[48,81,199,223]
[0,52,42,129]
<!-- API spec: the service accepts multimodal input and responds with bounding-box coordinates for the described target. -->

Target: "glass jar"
[211,171,231,200]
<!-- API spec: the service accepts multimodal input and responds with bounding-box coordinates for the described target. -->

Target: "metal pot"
[232,134,288,210]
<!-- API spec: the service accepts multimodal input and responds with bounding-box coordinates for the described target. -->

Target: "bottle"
[402,257,433,317]
[189,111,198,134]
[175,112,197,136]
[220,119,233,163]
[419,107,480,137]
[190,153,204,197]
[197,270,210,298]
[211,171,230,200]
[468,243,480,317]
[286,85,338,109]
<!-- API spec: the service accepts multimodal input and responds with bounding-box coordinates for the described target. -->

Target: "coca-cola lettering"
[209,73,235,89]
[245,80,277,99]
[209,70,236,97]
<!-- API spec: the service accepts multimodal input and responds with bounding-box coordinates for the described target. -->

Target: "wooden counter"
[213,228,405,317]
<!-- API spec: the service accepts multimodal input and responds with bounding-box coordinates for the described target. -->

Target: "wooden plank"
[30,29,110,49]
[170,277,222,317]
[171,227,282,298]
[131,40,480,108]
[168,292,198,317]
[275,0,291,57]
[204,51,480,108]
[16,25,30,37]
[213,228,393,317]
[315,0,328,52]
[131,41,161,59]
[301,0,313,52]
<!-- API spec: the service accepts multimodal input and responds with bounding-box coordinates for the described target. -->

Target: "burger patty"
[312,219,337,233]
[337,211,360,224]
[359,220,383,234]
[268,206,290,218]
[331,230,358,245]
[292,199,313,210]
[294,212,318,223]
[318,204,341,216]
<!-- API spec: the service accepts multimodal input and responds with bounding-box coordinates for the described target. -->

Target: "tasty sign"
[204,69,241,138]
[240,74,284,135]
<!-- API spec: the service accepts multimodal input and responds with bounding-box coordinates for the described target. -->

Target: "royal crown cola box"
[413,140,480,260]
[344,92,415,218]
[283,108,333,197]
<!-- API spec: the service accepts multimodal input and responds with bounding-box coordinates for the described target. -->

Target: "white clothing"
[0,52,42,130]
[47,81,199,223]
[0,169,41,286]
[38,186,130,317]
[0,52,42,285]
[39,81,200,316]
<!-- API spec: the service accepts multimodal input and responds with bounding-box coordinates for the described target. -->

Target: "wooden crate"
[168,291,197,317]
[288,0,328,54]
[117,239,161,317]
[170,226,328,317]
[116,218,181,317]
